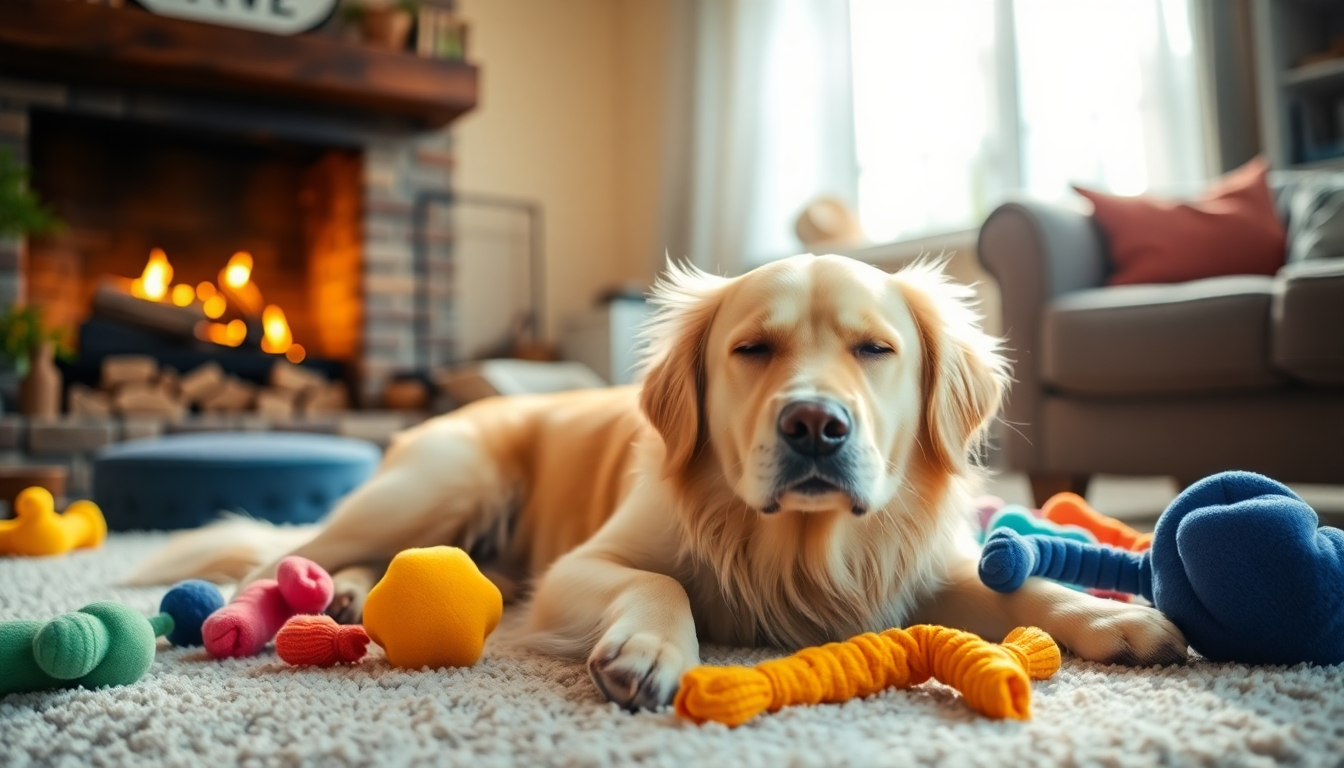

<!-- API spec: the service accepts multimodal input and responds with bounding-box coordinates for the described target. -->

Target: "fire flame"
[134,250,308,359]
[171,284,195,307]
[260,305,293,355]
[224,252,253,289]
[131,248,173,301]
[200,319,248,347]
[202,294,226,319]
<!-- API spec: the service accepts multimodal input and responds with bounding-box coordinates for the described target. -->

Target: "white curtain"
[677,0,859,274]
[848,0,1009,244]
[662,0,1209,270]
[1012,0,1207,201]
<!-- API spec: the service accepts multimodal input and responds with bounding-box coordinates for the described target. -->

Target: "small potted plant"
[343,0,418,51]
[0,149,67,417]
[0,305,73,418]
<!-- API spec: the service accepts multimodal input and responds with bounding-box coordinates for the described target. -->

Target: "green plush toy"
[0,602,173,696]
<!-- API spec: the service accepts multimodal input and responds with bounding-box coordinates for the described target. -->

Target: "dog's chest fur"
[670,487,970,649]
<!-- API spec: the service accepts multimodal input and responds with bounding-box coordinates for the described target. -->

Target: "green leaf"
[0,148,61,238]
[0,304,76,373]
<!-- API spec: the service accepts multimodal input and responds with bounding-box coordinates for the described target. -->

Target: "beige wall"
[453,0,672,353]
[612,0,679,287]
[449,5,1001,356]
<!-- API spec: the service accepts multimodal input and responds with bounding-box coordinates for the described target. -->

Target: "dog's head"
[639,254,1009,518]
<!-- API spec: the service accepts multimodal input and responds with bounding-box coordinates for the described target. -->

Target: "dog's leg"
[525,494,699,711]
[239,424,510,590]
[530,555,699,711]
[913,558,1189,666]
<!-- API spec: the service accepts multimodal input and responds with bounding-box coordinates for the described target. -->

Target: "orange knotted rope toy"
[275,615,371,667]
[674,625,1060,727]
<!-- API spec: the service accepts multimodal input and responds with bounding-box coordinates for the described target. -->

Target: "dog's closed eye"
[855,342,895,358]
[733,343,772,358]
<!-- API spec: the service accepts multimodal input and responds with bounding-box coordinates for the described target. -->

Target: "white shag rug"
[3,535,1343,768]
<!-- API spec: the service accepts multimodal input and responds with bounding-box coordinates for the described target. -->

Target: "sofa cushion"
[1076,157,1287,286]
[1041,275,1283,396]
[1272,259,1344,385]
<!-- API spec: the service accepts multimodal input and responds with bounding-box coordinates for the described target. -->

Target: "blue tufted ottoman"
[92,432,382,531]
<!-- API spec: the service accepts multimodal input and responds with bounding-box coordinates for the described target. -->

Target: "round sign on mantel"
[137,0,339,35]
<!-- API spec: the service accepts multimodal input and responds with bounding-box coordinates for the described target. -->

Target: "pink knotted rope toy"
[203,556,334,658]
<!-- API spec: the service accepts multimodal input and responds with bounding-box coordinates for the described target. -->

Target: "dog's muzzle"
[764,398,867,515]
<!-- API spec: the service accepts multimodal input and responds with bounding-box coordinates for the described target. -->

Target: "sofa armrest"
[1272,258,1344,385]
[977,202,1109,472]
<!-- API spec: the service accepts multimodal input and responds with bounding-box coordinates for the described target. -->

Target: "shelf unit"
[1253,0,1344,169]
[0,0,478,129]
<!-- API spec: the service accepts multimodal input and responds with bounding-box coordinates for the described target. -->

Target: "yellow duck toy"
[0,486,107,557]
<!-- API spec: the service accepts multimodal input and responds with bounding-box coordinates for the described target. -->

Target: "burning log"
[92,281,204,340]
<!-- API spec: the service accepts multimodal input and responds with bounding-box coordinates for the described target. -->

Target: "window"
[849,0,1207,244]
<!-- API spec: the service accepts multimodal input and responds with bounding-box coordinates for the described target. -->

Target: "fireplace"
[27,112,363,398]
[0,0,478,496]
[0,7,475,410]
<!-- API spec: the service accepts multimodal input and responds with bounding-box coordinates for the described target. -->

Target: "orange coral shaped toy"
[1043,492,1153,551]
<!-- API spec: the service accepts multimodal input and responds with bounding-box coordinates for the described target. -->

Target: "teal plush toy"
[980,505,1098,545]
[0,580,224,697]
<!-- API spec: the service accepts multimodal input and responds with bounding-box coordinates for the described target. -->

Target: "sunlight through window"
[849,0,1205,244]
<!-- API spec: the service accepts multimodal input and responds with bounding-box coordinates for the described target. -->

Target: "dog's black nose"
[778,399,851,457]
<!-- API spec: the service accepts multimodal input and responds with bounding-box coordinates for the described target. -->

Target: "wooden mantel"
[0,0,478,128]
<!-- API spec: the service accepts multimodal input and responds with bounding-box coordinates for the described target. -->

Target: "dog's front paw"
[588,631,690,711]
[1062,602,1189,666]
[326,567,377,625]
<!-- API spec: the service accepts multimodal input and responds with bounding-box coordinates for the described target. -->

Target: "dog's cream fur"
[130,255,1187,709]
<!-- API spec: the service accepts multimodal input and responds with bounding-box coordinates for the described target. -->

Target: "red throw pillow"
[1074,157,1287,286]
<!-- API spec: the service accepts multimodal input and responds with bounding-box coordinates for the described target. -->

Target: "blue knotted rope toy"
[979,471,1344,665]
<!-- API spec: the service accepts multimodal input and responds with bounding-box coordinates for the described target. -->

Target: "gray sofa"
[978,178,1344,507]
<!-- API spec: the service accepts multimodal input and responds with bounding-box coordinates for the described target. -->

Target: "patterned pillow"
[1271,170,1344,263]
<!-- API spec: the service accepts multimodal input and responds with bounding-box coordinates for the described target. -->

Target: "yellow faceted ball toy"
[363,546,503,669]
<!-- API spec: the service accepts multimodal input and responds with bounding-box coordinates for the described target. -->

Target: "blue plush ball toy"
[159,579,226,647]
[979,471,1344,665]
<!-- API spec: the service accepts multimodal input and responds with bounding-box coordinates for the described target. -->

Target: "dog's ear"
[638,261,731,477]
[894,261,1012,475]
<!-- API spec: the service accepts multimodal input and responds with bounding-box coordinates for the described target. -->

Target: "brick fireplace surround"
[0,72,463,497]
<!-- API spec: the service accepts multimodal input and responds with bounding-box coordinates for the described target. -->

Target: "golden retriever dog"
[130,254,1187,709]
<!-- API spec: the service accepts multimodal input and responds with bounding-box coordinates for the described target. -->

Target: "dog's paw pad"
[588,632,688,711]
[1067,604,1189,666]
[325,579,370,625]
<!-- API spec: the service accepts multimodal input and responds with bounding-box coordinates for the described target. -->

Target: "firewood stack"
[67,355,348,419]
